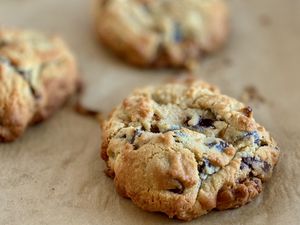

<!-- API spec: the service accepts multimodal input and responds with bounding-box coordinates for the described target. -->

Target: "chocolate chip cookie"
[101,79,280,221]
[95,0,229,68]
[0,28,79,142]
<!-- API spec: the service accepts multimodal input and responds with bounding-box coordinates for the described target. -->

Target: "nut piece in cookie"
[101,79,280,221]
[95,0,229,68]
[0,28,79,142]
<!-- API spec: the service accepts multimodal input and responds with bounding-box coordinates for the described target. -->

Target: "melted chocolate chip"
[206,140,229,151]
[198,163,206,179]
[240,161,249,170]
[260,140,269,146]
[241,157,257,169]
[150,124,160,133]
[168,179,184,194]
[198,159,217,180]
[240,156,271,173]
[199,118,215,128]
[184,116,215,132]
[243,131,260,145]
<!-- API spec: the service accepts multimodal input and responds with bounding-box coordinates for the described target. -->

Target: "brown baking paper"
[0,0,299,224]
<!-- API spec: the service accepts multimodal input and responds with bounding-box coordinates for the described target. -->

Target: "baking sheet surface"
[0,0,300,224]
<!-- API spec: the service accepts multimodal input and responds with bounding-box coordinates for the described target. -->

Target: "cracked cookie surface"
[101,79,280,221]
[95,0,229,68]
[0,28,79,142]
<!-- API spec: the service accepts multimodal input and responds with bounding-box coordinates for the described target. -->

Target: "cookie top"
[95,0,228,68]
[0,28,78,141]
[101,79,280,220]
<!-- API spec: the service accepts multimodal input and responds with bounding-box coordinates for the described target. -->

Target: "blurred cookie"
[95,0,229,68]
[101,79,279,220]
[0,28,79,142]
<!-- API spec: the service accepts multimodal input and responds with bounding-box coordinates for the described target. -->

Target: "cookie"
[0,28,79,142]
[101,79,280,221]
[95,0,229,68]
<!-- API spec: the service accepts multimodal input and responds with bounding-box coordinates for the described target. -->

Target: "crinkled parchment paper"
[0,0,299,224]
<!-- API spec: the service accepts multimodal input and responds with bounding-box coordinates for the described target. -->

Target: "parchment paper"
[0,0,300,224]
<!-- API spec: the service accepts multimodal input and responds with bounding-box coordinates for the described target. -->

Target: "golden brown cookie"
[0,28,80,142]
[95,0,229,68]
[101,79,280,221]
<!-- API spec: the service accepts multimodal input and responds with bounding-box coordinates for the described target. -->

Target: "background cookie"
[101,79,280,221]
[0,28,79,142]
[95,0,229,68]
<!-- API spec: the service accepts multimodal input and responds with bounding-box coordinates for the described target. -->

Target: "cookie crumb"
[241,86,265,103]
[74,102,99,117]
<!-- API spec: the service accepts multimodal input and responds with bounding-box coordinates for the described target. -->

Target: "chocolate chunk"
[184,116,215,132]
[241,157,257,170]
[241,106,253,117]
[130,128,142,145]
[150,124,160,133]
[215,141,229,151]
[198,159,217,180]
[240,156,271,173]
[262,161,271,172]
[260,140,268,146]
[199,118,215,128]
[206,141,218,148]
[198,163,207,180]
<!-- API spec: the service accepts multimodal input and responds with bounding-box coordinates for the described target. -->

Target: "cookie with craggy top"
[0,28,79,142]
[95,0,229,68]
[101,79,280,221]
